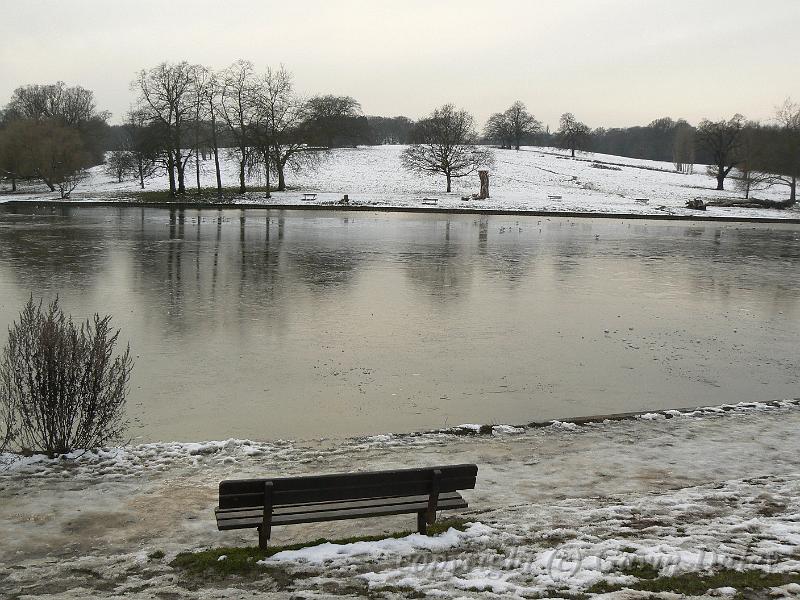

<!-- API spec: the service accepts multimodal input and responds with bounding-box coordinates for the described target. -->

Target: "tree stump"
[478,170,489,199]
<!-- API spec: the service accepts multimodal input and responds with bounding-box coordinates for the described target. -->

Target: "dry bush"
[0,296,133,456]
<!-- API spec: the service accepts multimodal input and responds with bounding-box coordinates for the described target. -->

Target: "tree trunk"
[167,154,176,196]
[39,172,55,192]
[791,176,796,202]
[570,146,575,158]
[11,175,16,191]
[264,148,271,199]
[210,108,222,199]
[138,159,145,189]
[478,170,489,199]
[277,161,286,191]
[716,171,725,191]
[194,124,201,194]
[175,122,185,194]
[239,149,246,194]
[176,150,186,194]
[446,172,451,193]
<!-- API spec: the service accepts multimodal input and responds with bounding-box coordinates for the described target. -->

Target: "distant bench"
[215,464,478,549]
[547,195,562,200]
[301,193,317,201]
[422,198,438,205]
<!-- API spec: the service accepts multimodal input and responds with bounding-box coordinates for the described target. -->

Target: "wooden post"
[478,170,489,199]
[258,481,274,549]
[426,469,441,525]
[417,511,427,535]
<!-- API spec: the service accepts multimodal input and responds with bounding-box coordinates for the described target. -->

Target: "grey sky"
[3,0,799,129]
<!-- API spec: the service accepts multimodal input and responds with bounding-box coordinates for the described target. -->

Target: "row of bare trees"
[117,61,367,198]
[481,100,799,204]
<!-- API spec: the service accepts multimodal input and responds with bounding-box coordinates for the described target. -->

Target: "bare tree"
[765,99,800,203]
[105,150,137,183]
[672,124,695,173]
[255,66,309,192]
[124,109,162,190]
[401,104,494,192]
[189,65,213,194]
[484,112,513,149]
[734,123,770,199]
[133,62,198,196]
[556,112,590,157]
[504,101,541,150]
[219,60,260,193]
[695,114,745,190]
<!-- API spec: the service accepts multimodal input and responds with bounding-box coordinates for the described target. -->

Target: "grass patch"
[587,568,800,596]
[147,550,165,560]
[126,185,298,204]
[170,517,470,577]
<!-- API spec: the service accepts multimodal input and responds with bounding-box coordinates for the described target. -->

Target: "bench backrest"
[218,464,478,509]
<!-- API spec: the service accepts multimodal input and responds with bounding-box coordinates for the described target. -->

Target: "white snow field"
[3,401,800,598]
[2,145,798,220]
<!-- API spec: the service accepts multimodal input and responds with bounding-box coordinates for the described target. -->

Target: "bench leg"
[258,523,271,550]
[417,510,427,535]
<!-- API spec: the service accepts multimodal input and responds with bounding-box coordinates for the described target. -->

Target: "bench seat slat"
[219,464,477,496]
[217,494,468,530]
[219,475,477,509]
[216,491,465,521]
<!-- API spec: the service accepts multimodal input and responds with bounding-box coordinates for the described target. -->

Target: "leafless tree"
[765,99,800,203]
[672,125,695,173]
[556,112,590,158]
[504,101,541,150]
[484,112,513,149]
[133,62,198,196]
[219,60,260,193]
[695,114,745,190]
[105,150,137,183]
[401,104,495,192]
[123,109,162,190]
[734,123,770,199]
[255,66,309,192]
[0,296,133,456]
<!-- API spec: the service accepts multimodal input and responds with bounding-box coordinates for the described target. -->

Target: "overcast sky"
[3,0,799,129]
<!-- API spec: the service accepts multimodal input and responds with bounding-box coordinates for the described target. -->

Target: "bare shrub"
[0,296,133,456]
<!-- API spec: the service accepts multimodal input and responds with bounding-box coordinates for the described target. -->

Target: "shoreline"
[3,398,798,462]
[3,399,800,598]
[3,198,800,225]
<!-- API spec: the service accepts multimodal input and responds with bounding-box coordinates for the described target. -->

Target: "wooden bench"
[215,464,478,549]
[421,198,438,205]
[301,193,317,201]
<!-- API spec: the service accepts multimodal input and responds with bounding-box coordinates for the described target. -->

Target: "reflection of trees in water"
[402,220,475,300]
[625,224,800,308]
[123,209,289,334]
[473,217,538,286]
[286,247,363,288]
[0,204,108,290]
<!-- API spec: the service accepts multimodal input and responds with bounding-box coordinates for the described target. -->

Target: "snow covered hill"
[2,145,798,220]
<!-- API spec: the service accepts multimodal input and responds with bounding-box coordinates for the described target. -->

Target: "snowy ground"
[2,145,798,221]
[3,401,800,599]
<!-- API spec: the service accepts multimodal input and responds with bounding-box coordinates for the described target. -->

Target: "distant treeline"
[0,60,797,203]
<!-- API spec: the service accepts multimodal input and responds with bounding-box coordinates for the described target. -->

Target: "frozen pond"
[0,205,798,442]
